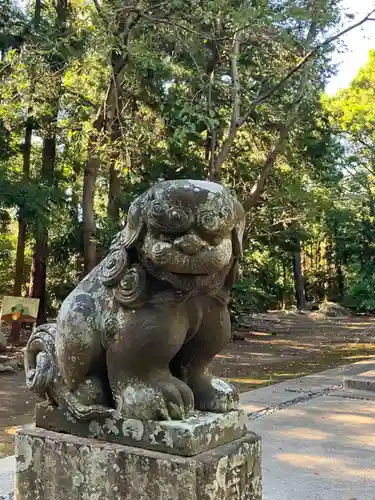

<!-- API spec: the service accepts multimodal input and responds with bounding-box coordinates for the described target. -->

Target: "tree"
[2,0,375,324]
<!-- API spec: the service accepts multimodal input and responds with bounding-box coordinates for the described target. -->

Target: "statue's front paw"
[155,375,194,419]
[114,375,194,421]
[189,375,239,413]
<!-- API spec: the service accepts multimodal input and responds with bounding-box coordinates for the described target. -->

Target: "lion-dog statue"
[25,180,246,421]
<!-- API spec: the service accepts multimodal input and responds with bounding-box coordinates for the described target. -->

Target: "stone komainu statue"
[25,180,246,421]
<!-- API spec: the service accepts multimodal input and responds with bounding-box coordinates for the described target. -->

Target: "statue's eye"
[197,205,232,233]
[148,201,192,234]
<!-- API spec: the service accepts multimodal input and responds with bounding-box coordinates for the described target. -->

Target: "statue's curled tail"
[24,324,114,420]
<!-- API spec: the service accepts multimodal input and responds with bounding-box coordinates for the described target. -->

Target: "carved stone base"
[15,426,261,500]
[35,402,248,457]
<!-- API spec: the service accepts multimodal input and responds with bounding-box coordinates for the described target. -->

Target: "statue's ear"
[122,192,148,249]
[232,217,245,258]
[102,193,149,287]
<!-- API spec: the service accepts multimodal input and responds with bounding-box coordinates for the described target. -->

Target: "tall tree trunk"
[13,123,32,294]
[101,8,140,219]
[11,0,41,342]
[28,0,69,324]
[83,127,101,275]
[292,236,307,310]
[205,37,219,181]
[243,127,289,210]
[335,260,344,299]
[369,192,375,217]
[13,220,27,298]
[107,154,121,219]
[332,222,344,300]
[11,218,27,343]
[28,232,48,324]
[11,121,32,342]
[29,133,57,325]
[282,260,287,309]
[325,236,333,299]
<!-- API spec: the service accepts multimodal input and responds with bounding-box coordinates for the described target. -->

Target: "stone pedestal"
[15,411,261,500]
[34,403,249,457]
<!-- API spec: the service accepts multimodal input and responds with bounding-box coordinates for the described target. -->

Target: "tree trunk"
[205,40,219,182]
[28,134,56,325]
[11,0,40,342]
[83,132,100,275]
[11,122,32,342]
[27,0,68,324]
[282,260,287,309]
[107,156,121,219]
[333,223,344,300]
[242,20,318,210]
[103,9,140,219]
[13,219,27,298]
[11,219,27,343]
[243,127,289,210]
[335,260,344,299]
[29,232,47,324]
[292,236,307,310]
[13,109,32,297]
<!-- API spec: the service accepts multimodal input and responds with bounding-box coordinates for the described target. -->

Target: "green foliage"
[1,0,375,323]
[343,262,375,314]
[0,230,14,297]
[230,280,276,326]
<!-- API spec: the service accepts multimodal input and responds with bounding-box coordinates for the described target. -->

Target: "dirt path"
[1,311,375,459]
[211,312,375,391]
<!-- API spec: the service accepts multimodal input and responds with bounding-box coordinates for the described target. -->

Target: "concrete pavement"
[2,359,375,499]
[0,455,14,499]
[240,358,375,500]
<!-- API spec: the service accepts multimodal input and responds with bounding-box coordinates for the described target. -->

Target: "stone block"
[15,426,261,500]
[35,402,247,457]
[331,388,375,400]
[344,370,375,392]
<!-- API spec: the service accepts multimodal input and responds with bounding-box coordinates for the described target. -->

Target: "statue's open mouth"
[142,238,232,276]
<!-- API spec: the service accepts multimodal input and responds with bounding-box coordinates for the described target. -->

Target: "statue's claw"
[188,374,239,413]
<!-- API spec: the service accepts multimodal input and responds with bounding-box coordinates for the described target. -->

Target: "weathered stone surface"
[344,370,375,392]
[35,402,247,457]
[15,426,261,500]
[24,180,246,422]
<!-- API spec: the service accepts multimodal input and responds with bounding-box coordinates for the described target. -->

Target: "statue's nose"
[174,233,205,255]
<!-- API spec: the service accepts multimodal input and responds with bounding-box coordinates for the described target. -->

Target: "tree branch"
[244,19,318,209]
[240,7,375,125]
[212,7,375,182]
[92,0,101,14]
[231,36,241,129]
[243,126,289,211]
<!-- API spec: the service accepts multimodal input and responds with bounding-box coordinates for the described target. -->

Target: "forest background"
[1,0,375,330]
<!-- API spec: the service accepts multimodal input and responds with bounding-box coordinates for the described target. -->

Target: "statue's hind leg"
[55,292,111,408]
[106,304,194,420]
[170,298,238,413]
